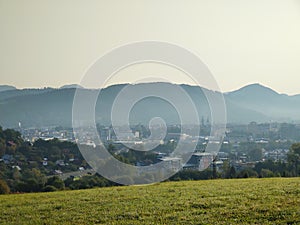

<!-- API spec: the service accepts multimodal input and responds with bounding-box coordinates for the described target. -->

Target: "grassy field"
[0,178,300,224]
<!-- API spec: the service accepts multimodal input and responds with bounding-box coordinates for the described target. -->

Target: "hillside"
[0,178,299,224]
[1,83,300,128]
[60,84,84,89]
[0,85,16,92]
[226,83,300,121]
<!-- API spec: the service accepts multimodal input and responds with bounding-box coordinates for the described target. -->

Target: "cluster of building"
[20,127,74,142]
[13,124,292,177]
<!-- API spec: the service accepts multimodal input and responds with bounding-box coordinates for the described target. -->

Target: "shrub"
[260,169,274,178]
[46,176,65,190]
[43,185,57,192]
[0,179,10,194]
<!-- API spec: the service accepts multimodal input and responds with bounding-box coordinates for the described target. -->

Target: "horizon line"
[1,82,299,96]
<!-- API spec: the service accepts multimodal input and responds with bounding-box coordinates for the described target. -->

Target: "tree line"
[1,126,300,194]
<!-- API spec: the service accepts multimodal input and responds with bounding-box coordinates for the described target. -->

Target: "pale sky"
[0,0,300,94]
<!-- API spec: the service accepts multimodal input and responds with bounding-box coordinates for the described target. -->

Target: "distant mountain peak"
[0,85,17,92]
[243,83,272,89]
[229,83,279,96]
[59,84,84,89]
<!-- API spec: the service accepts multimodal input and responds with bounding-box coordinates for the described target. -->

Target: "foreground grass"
[0,178,300,224]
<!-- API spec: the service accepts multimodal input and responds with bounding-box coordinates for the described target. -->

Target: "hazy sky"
[1,0,300,94]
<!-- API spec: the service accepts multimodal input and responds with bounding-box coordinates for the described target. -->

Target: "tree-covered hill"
[1,83,300,128]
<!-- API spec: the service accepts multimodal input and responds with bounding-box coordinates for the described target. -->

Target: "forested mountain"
[0,83,300,128]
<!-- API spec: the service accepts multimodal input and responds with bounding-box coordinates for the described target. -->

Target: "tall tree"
[288,143,300,176]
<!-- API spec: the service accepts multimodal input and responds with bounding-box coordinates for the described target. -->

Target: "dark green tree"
[0,179,10,194]
[288,143,300,176]
[46,176,65,190]
[228,166,237,179]
[248,148,263,162]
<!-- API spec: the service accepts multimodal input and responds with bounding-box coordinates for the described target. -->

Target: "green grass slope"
[0,178,299,224]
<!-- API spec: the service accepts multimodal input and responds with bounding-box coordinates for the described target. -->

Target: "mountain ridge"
[2,82,299,96]
[0,85,17,92]
[0,82,299,128]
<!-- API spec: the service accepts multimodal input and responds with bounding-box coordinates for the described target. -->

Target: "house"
[12,165,21,171]
[183,152,214,171]
[7,141,16,147]
[54,170,63,175]
[55,160,65,166]
[159,157,182,172]
[209,160,224,172]
[42,157,48,166]
[1,154,14,164]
